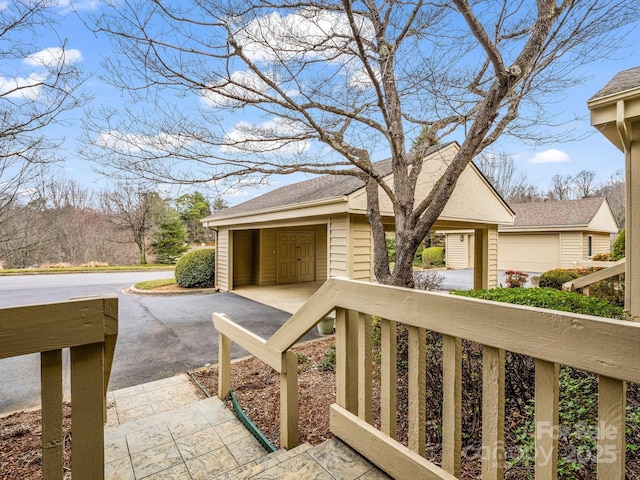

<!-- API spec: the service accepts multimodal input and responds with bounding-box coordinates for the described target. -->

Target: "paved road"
[0,272,319,413]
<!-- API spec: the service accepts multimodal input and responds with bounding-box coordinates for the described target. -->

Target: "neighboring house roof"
[500,197,618,233]
[590,66,640,101]
[203,143,447,221]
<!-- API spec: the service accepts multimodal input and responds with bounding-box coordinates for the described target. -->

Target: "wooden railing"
[563,258,625,295]
[0,296,118,480]
[214,277,640,478]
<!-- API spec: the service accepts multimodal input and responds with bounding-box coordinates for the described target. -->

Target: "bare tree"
[547,174,575,201]
[0,1,86,230]
[85,1,638,286]
[596,169,625,227]
[100,183,165,264]
[474,151,535,201]
[573,169,597,198]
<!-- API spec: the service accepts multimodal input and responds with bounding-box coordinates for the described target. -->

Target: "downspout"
[616,100,633,312]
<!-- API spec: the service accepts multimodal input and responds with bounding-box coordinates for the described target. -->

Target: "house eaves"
[202,196,349,228]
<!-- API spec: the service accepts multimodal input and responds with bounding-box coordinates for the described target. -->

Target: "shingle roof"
[590,66,640,100]
[506,197,607,228]
[204,143,450,220]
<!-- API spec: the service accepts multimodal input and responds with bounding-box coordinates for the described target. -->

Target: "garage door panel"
[499,234,559,272]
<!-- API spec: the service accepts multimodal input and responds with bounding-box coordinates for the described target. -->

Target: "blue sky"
[12,2,640,205]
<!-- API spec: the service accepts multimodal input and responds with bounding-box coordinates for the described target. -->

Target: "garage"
[498,234,560,272]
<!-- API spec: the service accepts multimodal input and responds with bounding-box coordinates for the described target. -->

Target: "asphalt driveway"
[0,272,320,413]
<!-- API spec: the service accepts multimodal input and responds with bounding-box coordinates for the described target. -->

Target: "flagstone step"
[104,375,389,479]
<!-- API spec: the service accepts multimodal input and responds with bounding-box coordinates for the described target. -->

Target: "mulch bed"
[0,404,72,480]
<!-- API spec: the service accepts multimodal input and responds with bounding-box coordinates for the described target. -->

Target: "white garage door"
[498,234,560,272]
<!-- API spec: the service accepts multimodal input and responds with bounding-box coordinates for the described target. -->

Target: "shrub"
[538,268,583,290]
[317,344,336,372]
[590,277,625,308]
[413,270,444,290]
[174,249,215,288]
[612,229,625,260]
[504,270,529,288]
[386,236,396,263]
[421,246,445,268]
[452,287,630,320]
[591,252,611,261]
[413,245,425,266]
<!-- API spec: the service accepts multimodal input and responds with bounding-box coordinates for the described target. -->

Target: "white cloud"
[201,70,273,108]
[0,73,47,100]
[0,2,8,11]
[56,0,101,12]
[234,8,374,64]
[222,118,311,154]
[25,47,83,68]
[528,149,571,164]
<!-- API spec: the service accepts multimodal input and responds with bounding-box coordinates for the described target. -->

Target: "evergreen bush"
[452,287,629,320]
[174,249,216,288]
[151,217,189,264]
[612,229,625,261]
[421,246,445,267]
[538,269,582,290]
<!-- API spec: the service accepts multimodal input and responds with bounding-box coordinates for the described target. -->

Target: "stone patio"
[104,374,389,479]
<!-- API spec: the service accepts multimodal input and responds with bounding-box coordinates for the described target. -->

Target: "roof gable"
[504,197,618,232]
[203,144,446,221]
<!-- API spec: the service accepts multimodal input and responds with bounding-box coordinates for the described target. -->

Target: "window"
[587,235,593,259]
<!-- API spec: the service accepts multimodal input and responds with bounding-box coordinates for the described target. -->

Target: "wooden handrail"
[213,278,640,478]
[563,258,625,293]
[0,296,118,480]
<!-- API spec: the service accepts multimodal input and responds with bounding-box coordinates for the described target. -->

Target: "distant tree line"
[0,173,227,269]
[476,152,625,227]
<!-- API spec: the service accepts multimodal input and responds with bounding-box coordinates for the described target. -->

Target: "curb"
[126,285,218,296]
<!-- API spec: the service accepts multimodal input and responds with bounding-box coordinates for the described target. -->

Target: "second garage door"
[498,234,560,272]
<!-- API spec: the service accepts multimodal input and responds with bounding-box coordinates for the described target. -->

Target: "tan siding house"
[203,142,514,292]
[497,197,619,272]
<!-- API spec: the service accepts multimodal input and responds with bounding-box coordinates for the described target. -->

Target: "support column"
[474,225,499,289]
[588,68,640,319]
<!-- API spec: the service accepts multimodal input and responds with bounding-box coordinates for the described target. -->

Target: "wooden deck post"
[535,359,559,480]
[280,350,299,449]
[41,349,63,480]
[71,343,105,480]
[442,335,462,477]
[482,346,505,480]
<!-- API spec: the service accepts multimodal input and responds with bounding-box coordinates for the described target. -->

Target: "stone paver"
[105,374,389,479]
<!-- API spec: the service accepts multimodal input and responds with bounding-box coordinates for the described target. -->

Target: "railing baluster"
[535,359,559,480]
[442,335,462,477]
[597,375,626,479]
[380,318,397,439]
[70,343,105,480]
[218,331,231,399]
[482,346,505,480]
[357,312,372,423]
[280,351,299,450]
[335,308,358,413]
[41,349,63,480]
[408,326,426,456]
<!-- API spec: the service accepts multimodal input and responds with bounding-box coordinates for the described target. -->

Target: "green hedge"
[613,229,625,261]
[452,287,629,320]
[538,269,583,290]
[421,246,445,268]
[174,249,216,288]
